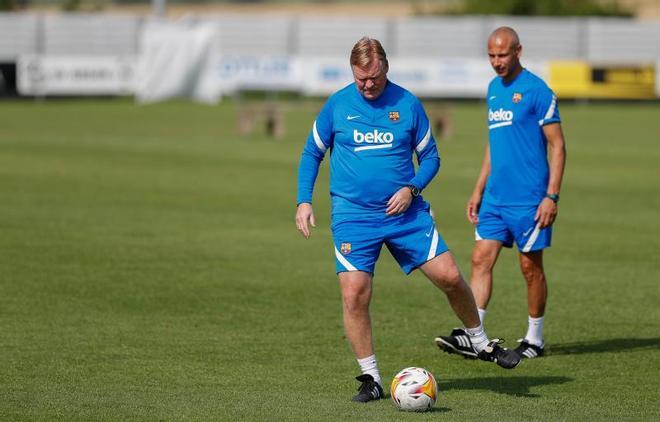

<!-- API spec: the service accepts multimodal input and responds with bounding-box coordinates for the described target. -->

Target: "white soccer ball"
[390,367,438,412]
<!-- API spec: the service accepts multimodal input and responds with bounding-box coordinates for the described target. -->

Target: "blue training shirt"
[297,80,440,218]
[485,68,561,206]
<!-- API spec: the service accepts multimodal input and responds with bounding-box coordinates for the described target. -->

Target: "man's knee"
[520,254,545,284]
[471,246,497,273]
[421,253,463,287]
[442,265,465,291]
[426,261,463,292]
[439,271,464,293]
[341,279,371,314]
[343,294,369,316]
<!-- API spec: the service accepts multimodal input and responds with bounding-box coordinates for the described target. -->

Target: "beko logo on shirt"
[488,108,513,122]
[353,129,394,143]
[488,108,514,129]
[352,130,394,151]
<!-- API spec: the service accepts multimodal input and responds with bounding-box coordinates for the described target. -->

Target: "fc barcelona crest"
[340,242,352,255]
[512,93,522,103]
[389,111,400,121]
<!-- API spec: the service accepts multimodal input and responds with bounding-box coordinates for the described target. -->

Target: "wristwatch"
[546,193,560,203]
[407,185,421,197]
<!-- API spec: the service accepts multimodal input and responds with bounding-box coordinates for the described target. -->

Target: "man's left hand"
[535,197,558,228]
[386,187,413,216]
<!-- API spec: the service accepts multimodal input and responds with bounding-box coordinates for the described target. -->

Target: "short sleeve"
[534,85,561,127]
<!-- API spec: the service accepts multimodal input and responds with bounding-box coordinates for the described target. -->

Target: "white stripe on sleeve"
[538,95,557,126]
[312,121,327,152]
[415,127,431,153]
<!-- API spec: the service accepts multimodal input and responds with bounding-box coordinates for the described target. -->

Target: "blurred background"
[1,0,659,102]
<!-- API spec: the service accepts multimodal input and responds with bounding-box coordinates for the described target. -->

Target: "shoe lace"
[480,339,516,362]
[484,338,505,353]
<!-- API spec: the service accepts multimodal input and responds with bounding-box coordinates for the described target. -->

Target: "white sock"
[357,354,381,386]
[465,324,489,353]
[477,308,487,325]
[525,316,545,346]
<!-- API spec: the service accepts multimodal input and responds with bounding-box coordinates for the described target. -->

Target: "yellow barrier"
[549,61,656,99]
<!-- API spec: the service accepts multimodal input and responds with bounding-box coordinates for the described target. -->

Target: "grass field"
[0,98,659,420]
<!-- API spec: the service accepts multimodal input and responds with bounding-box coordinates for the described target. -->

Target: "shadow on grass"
[438,376,572,397]
[382,392,452,412]
[549,337,660,356]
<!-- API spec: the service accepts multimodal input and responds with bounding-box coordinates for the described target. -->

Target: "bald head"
[487,27,523,82]
[488,27,520,50]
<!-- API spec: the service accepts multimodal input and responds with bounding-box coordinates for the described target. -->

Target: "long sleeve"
[410,100,440,190]
[296,101,334,205]
[297,138,325,205]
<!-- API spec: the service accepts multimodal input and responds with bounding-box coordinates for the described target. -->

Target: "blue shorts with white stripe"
[332,206,449,275]
[475,201,552,252]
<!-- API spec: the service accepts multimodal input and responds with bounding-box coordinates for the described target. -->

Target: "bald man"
[436,27,566,360]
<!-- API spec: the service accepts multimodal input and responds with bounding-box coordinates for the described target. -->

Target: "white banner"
[15,52,555,100]
[16,55,136,95]
[301,58,493,97]
[213,55,302,94]
[136,21,221,104]
[391,58,491,98]
[298,57,351,96]
[300,58,550,98]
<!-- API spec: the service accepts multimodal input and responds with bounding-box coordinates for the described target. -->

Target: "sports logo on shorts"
[340,242,352,255]
[512,93,522,103]
[388,111,400,121]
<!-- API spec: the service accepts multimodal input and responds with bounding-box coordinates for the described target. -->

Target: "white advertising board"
[15,52,554,101]
[213,55,302,93]
[300,58,494,98]
[17,55,136,95]
[300,58,550,98]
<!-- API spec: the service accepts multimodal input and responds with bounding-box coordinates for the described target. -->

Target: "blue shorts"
[331,207,449,275]
[475,201,552,252]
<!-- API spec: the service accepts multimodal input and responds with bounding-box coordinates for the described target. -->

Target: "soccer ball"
[390,367,438,412]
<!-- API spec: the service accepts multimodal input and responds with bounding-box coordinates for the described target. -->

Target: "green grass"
[0,98,658,420]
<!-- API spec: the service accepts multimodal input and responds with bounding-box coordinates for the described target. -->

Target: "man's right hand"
[295,203,316,238]
[466,192,482,225]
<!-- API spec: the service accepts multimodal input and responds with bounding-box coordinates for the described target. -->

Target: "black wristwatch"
[407,185,421,197]
[546,193,560,203]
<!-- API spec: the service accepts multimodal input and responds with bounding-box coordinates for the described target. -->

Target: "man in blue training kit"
[436,27,567,360]
[296,36,520,403]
